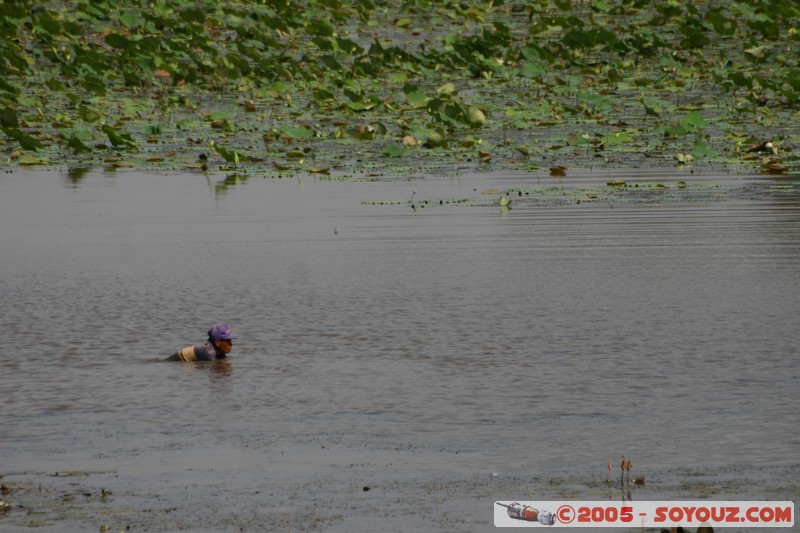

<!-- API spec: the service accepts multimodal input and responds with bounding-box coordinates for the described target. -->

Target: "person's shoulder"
[194,343,217,361]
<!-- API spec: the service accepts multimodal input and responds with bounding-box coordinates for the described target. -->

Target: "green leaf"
[381,145,407,157]
[640,98,661,118]
[18,154,49,166]
[307,19,334,37]
[602,131,634,146]
[210,140,247,164]
[179,9,205,23]
[728,71,753,89]
[662,125,688,138]
[744,46,769,61]
[705,9,736,35]
[466,106,486,127]
[33,13,62,37]
[277,125,314,139]
[425,132,447,148]
[119,13,146,30]
[436,82,457,96]
[405,90,429,107]
[101,125,138,149]
[336,38,364,56]
[67,134,92,154]
[0,108,19,128]
[2,127,44,151]
[691,139,718,158]
[682,111,708,129]
[520,63,545,78]
[45,77,65,91]
[311,37,334,51]
[592,0,612,12]
[104,33,130,50]
[153,3,173,16]
[78,107,103,123]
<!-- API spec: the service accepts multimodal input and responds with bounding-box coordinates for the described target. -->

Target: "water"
[1,168,798,532]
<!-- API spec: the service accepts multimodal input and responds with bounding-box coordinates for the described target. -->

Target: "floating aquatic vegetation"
[357,177,781,210]
[0,1,798,176]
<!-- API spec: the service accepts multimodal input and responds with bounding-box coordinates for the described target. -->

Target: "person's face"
[214,338,233,354]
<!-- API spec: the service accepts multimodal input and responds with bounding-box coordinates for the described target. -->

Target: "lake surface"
[1,168,798,532]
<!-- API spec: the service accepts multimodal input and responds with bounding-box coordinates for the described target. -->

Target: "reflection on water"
[171,359,233,378]
[1,168,798,528]
[65,166,91,186]
[209,172,251,195]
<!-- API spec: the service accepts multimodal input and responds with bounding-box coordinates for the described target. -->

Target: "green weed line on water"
[360,179,799,210]
[1,1,799,177]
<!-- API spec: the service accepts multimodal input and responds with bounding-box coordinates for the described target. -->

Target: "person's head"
[208,324,238,354]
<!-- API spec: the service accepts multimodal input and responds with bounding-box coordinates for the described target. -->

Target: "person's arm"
[165,346,197,361]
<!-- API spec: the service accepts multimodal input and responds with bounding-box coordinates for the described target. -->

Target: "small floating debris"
[210,119,230,130]
[607,180,627,187]
[0,499,11,514]
[515,145,531,157]
[761,163,788,175]
[748,139,777,154]
[424,132,447,148]
[51,471,91,477]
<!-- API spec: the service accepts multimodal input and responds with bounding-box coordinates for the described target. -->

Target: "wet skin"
[212,338,233,357]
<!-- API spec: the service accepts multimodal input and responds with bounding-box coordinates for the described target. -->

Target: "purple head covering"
[208,324,239,341]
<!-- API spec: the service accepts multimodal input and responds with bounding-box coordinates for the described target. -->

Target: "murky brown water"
[1,168,798,531]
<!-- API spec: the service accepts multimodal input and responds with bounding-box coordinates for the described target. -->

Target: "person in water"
[166,324,239,361]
